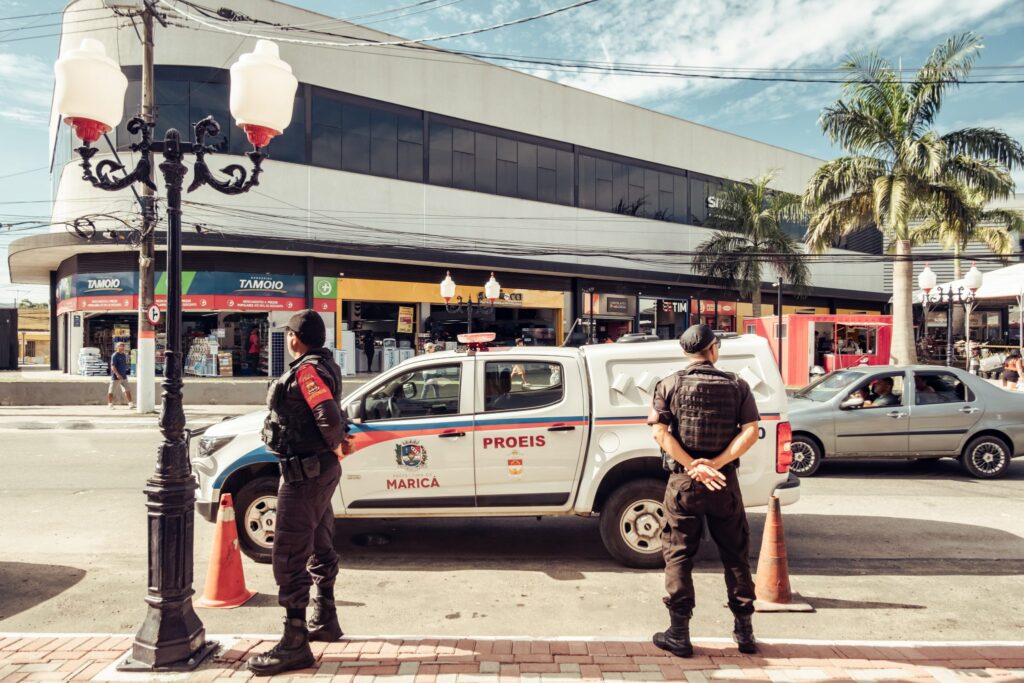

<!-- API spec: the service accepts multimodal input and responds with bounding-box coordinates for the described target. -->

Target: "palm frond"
[942,155,1016,200]
[910,32,982,130]
[802,156,887,209]
[805,191,876,252]
[942,128,1024,171]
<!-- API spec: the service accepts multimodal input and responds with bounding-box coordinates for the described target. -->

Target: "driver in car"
[864,378,898,407]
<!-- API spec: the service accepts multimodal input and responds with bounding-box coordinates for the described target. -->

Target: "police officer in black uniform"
[249,310,351,676]
[647,324,761,657]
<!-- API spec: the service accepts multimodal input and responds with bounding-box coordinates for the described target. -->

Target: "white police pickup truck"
[192,335,798,568]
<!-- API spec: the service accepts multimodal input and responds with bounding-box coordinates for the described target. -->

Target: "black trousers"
[272,458,341,610]
[661,467,755,616]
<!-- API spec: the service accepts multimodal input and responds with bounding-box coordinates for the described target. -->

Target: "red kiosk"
[747,314,893,387]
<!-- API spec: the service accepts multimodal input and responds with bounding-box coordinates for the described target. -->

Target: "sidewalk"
[0,635,1021,682]
[0,404,258,431]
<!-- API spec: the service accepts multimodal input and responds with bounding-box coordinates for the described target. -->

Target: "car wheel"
[233,476,279,563]
[789,435,823,477]
[959,435,1012,479]
[599,478,667,569]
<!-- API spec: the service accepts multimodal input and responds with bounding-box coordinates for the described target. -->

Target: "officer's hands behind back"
[686,460,726,491]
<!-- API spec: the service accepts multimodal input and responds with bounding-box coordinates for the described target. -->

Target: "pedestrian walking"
[362,330,376,372]
[647,324,761,658]
[248,310,352,676]
[107,342,134,409]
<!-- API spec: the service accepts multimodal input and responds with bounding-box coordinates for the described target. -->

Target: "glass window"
[497,137,517,162]
[484,361,564,412]
[538,167,556,203]
[914,372,973,405]
[312,95,341,127]
[311,124,342,169]
[841,373,904,409]
[475,132,496,193]
[689,177,708,224]
[517,142,537,200]
[271,94,306,164]
[673,175,688,224]
[428,123,452,186]
[370,110,398,178]
[556,150,574,206]
[612,162,629,212]
[537,145,556,171]
[497,159,517,196]
[397,140,423,182]
[453,126,474,154]
[453,151,475,190]
[398,116,422,143]
[363,364,462,420]
[341,104,370,173]
[578,155,596,210]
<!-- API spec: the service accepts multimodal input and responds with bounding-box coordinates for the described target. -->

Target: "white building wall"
[52,0,885,294]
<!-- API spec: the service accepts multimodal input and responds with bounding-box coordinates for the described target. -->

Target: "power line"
[158,0,601,48]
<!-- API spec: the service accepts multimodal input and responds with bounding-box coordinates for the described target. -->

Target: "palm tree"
[693,172,809,318]
[909,183,1023,271]
[802,33,1024,365]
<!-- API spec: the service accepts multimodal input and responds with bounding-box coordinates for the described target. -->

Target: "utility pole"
[136,3,157,413]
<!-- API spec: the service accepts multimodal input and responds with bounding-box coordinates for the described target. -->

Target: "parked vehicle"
[192,335,798,568]
[787,366,1024,478]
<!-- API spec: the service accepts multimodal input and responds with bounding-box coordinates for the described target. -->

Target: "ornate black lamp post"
[54,38,297,671]
[440,271,503,333]
[922,262,982,369]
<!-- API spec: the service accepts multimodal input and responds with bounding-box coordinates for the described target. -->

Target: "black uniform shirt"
[285,351,348,451]
[647,361,759,459]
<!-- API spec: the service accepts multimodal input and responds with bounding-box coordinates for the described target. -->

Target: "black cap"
[285,309,326,348]
[679,324,718,354]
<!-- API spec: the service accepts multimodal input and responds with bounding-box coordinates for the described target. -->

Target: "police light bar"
[457,332,496,353]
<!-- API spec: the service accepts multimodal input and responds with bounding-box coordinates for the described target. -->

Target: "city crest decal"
[395,440,428,470]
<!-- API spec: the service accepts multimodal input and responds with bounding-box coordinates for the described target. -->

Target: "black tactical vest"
[669,363,743,456]
[262,349,342,458]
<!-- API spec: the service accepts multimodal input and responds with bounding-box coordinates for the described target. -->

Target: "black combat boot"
[308,593,344,642]
[653,610,693,658]
[247,618,316,675]
[733,614,758,654]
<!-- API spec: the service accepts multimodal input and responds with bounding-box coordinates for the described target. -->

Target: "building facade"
[9,0,890,376]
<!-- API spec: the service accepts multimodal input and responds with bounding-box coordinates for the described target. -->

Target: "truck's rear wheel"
[599,478,667,569]
[233,476,278,563]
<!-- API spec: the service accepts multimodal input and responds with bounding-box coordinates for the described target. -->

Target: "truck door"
[341,359,476,511]
[473,356,587,508]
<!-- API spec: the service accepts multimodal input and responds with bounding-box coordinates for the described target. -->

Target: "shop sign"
[397,306,415,333]
[605,297,631,314]
[476,290,523,306]
[313,276,337,299]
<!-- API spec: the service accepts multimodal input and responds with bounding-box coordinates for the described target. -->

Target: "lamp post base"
[117,639,217,672]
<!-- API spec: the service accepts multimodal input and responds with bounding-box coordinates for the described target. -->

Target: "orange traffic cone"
[753,495,813,612]
[196,493,257,609]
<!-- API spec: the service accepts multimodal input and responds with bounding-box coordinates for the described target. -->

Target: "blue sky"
[2,0,1024,304]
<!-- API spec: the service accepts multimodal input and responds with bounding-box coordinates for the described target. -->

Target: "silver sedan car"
[787,365,1024,478]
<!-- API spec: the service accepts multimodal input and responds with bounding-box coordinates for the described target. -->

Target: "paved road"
[2,429,1022,641]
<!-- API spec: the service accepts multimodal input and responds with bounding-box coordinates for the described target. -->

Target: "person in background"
[107,342,134,409]
[248,327,262,369]
[362,330,376,373]
[1002,351,1021,389]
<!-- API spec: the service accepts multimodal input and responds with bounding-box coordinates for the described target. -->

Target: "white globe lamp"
[230,40,298,148]
[53,39,128,143]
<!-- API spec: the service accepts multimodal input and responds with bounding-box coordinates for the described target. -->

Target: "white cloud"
[0,52,53,128]
[537,0,1017,105]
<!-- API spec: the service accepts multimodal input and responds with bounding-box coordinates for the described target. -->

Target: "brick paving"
[0,635,1021,682]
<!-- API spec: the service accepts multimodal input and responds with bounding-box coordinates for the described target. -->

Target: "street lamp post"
[927,263,982,369]
[918,264,936,355]
[441,272,502,334]
[54,38,297,671]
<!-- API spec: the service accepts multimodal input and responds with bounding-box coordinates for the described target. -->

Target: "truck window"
[363,364,462,421]
[484,361,563,412]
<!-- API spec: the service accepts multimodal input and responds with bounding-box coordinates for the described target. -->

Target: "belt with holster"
[278,452,337,483]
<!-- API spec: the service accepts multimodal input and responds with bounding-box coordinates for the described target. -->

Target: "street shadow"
[333,512,1024,577]
[0,562,87,621]
[813,457,1024,481]
[804,596,926,610]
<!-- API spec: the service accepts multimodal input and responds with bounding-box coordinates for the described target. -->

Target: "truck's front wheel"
[599,478,667,569]
[233,476,279,563]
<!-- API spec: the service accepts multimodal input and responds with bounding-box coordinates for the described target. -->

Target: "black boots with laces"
[247,618,315,675]
[652,610,693,658]
[733,614,758,654]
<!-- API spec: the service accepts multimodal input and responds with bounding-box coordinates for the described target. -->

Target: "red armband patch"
[297,365,332,408]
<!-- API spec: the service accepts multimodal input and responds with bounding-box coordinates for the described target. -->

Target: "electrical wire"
[158,0,601,48]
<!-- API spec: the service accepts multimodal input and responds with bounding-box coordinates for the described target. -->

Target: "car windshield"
[793,370,866,401]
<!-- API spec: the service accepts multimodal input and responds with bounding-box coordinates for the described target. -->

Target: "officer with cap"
[647,324,761,657]
[249,310,352,676]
